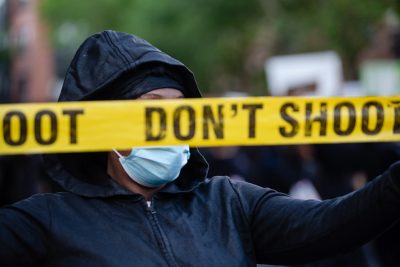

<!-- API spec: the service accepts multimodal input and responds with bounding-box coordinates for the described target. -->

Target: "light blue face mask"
[113,145,190,188]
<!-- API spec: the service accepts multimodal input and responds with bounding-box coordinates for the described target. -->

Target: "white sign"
[265,51,343,96]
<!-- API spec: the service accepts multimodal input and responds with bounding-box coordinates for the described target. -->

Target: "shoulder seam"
[227,178,251,226]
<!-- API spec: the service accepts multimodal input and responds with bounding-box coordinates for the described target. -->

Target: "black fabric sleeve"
[232,161,400,265]
[0,194,50,266]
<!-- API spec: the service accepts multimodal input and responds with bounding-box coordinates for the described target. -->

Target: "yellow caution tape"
[0,96,399,155]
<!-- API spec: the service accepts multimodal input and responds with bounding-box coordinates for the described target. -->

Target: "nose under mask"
[113,145,190,188]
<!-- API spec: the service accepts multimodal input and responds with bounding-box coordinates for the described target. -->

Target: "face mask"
[113,145,190,188]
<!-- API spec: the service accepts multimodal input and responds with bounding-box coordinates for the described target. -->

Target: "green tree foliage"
[41,0,400,95]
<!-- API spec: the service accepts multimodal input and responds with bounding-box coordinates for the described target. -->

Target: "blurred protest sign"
[361,60,400,96]
[265,51,343,96]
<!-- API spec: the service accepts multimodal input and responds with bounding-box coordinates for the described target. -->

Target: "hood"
[44,30,208,198]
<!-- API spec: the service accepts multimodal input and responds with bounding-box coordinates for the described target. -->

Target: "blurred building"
[0,0,55,205]
[0,0,9,102]
[3,0,54,103]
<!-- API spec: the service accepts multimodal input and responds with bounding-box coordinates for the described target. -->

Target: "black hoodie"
[1,31,400,267]
[45,30,209,198]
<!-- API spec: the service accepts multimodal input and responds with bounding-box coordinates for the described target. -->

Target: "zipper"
[144,198,178,267]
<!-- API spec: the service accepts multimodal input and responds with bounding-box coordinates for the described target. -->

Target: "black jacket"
[1,31,400,267]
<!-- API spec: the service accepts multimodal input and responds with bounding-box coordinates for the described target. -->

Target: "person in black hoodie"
[1,30,400,267]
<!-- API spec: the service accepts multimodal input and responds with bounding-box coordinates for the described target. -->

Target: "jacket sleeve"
[232,161,400,265]
[0,194,50,266]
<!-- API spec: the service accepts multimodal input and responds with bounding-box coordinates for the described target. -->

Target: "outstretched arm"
[233,162,400,265]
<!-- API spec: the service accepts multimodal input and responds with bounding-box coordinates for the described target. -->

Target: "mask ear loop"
[112,148,124,158]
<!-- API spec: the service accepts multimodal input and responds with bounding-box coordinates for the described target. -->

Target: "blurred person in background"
[1,31,400,267]
[201,146,251,182]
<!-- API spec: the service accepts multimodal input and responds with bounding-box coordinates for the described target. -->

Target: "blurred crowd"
[1,142,400,266]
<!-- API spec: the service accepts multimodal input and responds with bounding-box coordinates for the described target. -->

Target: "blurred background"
[1,0,400,266]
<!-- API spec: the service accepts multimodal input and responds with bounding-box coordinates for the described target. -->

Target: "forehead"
[139,88,184,99]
